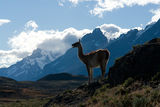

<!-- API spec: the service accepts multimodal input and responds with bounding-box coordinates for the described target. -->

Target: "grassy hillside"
[44,38,160,107]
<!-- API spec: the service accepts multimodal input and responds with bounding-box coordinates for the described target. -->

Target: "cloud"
[0,49,30,68]
[25,20,38,31]
[59,0,160,17]
[90,0,160,17]
[69,0,79,4]
[58,2,64,6]
[68,0,93,5]
[37,28,91,54]
[148,8,160,24]
[0,20,129,68]
[58,0,92,6]
[98,24,129,40]
[0,20,91,68]
[0,19,11,26]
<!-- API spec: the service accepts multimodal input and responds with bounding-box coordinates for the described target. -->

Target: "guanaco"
[72,39,110,84]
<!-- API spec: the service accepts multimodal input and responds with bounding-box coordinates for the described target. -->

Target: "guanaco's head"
[72,39,81,48]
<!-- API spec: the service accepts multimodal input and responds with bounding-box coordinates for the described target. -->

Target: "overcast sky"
[0,0,160,68]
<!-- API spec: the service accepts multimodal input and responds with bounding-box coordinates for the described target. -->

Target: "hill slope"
[38,73,88,81]
[108,38,160,86]
[0,73,87,105]
[44,38,160,107]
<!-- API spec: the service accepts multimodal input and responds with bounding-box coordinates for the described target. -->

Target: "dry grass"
[82,81,160,107]
[0,98,50,107]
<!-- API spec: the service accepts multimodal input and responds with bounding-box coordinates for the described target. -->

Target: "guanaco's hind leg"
[90,68,93,82]
[100,61,107,80]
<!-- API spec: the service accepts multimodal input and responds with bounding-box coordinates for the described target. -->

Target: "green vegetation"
[82,81,160,107]
[132,96,149,107]
[123,77,134,87]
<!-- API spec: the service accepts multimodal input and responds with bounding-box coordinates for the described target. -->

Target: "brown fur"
[72,40,110,84]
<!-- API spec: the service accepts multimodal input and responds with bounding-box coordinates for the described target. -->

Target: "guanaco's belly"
[88,58,100,68]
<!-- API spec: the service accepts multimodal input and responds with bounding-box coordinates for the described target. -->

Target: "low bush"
[123,77,134,88]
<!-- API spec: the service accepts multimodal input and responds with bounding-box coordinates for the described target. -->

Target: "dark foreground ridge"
[44,38,160,107]
[44,81,105,107]
[108,38,160,86]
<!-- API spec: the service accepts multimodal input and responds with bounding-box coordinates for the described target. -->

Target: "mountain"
[43,19,160,77]
[1,19,160,81]
[105,19,160,72]
[1,39,160,106]
[38,73,88,81]
[106,29,139,71]
[0,76,16,84]
[0,48,60,81]
[43,28,109,76]
[0,28,109,81]
[45,38,160,107]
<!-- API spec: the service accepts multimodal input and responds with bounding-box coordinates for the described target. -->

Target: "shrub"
[116,87,129,95]
[99,84,110,92]
[94,89,100,96]
[145,89,150,95]
[79,103,86,107]
[120,95,132,107]
[132,44,141,49]
[103,99,109,105]
[64,90,72,94]
[123,77,134,88]
[150,90,160,102]
[115,56,123,64]
[91,97,98,104]
[132,96,149,107]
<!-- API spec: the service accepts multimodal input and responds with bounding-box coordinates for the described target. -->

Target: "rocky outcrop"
[108,38,160,86]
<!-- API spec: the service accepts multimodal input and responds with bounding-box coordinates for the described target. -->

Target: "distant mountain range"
[38,73,88,81]
[43,19,160,77]
[0,19,160,81]
[43,28,109,76]
[0,49,60,81]
[106,20,160,70]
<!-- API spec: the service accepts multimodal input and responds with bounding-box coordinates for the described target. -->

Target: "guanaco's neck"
[78,44,84,60]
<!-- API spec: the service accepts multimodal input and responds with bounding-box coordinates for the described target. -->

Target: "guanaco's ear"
[79,39,81,43]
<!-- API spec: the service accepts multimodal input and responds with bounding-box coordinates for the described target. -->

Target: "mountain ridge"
[38,73,88,81]
[1,19,160,81]
[0,48,60,81]
[43,28,109,76]
[43,19,160,77]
